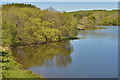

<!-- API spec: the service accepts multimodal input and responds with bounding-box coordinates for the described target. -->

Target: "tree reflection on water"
[12,40,73,69]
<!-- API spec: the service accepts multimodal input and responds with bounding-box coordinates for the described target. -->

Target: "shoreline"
[1,26,106,49]
[1,49,45,79]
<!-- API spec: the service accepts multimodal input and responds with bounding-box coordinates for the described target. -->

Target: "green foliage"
[88,16,97,23]
[3,3,36,8]
[74,13,83,20]
[1,50,43,78]
[68,10,118,29]
[102,16,111,25]
[42,28,62,41]
[2,3,118,47]
[111,17,118,26]
[86,11,92,16]
[2,3,77,47]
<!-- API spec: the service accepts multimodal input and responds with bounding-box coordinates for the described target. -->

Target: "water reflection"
[12,40,73,69]
[77,26,118,40]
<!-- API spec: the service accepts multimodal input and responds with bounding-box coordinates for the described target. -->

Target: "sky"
[30,2,118,12]
[2,2,118,12]
[0,0,119,2]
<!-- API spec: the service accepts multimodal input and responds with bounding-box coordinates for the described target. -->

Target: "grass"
[94,27,107,30]
[85,26,107,30]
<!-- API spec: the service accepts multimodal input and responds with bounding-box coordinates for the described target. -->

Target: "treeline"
[2,3,77,47]
[3,3,36,8]
[69,10,119,29]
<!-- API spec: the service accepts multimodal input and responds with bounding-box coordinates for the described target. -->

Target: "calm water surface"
[12,26,118,78]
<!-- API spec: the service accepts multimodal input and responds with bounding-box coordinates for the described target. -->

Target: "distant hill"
[67,9,118,29]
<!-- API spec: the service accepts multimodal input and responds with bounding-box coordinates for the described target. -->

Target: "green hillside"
[68,10,118,29]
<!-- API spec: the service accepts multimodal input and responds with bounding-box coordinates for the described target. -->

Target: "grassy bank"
[1,49,44,79]
[85,26,107,30]
[62,36,85,40]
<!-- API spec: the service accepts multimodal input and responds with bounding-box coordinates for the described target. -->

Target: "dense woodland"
[2,3,119,47]
[2,3,78,47]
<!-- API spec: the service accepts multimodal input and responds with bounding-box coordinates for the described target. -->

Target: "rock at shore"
[77,24,84,30]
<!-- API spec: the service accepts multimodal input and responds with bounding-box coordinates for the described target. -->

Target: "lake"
[12,26,118,78]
